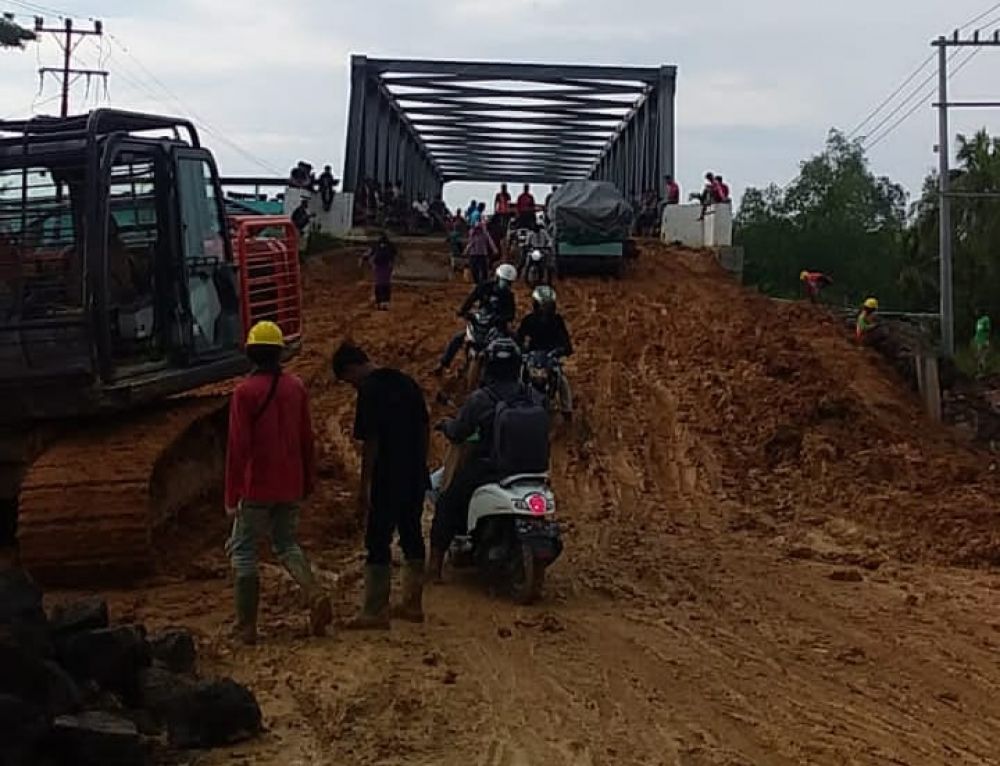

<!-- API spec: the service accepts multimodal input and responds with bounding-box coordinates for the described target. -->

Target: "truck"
[548,180,633,278]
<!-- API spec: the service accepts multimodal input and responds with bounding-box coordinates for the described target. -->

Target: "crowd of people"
[353,177,450,233]
[634,171,732,235]
[224,260,575,640]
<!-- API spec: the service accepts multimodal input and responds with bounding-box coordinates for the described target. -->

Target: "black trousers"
[440,331,465,368]
[374,283,392,304]
[469,255,489,285]
[321,188,334,212]
[366,488,425,566]
[430,459,495,551]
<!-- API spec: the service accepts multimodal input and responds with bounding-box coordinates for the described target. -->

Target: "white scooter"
[428,468,562,604]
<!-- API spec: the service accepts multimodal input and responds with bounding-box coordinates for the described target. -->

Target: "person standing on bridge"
[225,321,332,645]
[516,184,537,231]
[318,165,339,212]
[465,222,498,285]
[494,183,512,232]
[333,342,430,629]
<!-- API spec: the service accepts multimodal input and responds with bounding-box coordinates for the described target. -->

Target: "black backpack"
[488,385,550,476]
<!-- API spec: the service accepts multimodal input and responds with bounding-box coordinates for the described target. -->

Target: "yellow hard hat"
[799,270,809,281]
[246,320,285,347]
[863,297,879,311]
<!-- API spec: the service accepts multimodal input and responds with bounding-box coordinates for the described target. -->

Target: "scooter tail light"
[526,493,548,515]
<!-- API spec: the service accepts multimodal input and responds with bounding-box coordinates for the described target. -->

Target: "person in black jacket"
[433,263,517,375]
[516,285,574,417]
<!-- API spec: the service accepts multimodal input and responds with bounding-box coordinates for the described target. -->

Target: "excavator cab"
[0,109,301,421]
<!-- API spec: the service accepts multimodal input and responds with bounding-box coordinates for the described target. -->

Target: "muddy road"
[103,243,1000,765]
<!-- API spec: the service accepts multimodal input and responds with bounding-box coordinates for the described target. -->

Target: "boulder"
[0,569,49,654]
[148,628,196,674]
[49,598,109,637]
[138,666,196,716]
[0,634,82,716]
[58,626,150,704]
[162,679,262,749]
[0,693,49,762]
[50,711,146,766]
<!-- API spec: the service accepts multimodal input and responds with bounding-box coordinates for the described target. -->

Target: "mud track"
[87,244,1000,765]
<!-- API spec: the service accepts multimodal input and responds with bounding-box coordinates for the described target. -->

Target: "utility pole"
[931,28,1000,357]
[936,36,954,357]
[34,17,107,117]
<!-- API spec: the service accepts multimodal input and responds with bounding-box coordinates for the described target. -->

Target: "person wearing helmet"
[434,263,518,375]
[799,270,833,303]
[516,285,574,417]
[428,336,548,582]
[224,321,332,645]
[856,297,879,343]
[519,225,553,278]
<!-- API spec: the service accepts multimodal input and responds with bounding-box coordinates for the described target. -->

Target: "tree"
[0,16,36,48]
[736,130,908,306]
[910,129,1000,341]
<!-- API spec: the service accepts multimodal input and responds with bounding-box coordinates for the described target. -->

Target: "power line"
[864,47,983,151]
[847,2,1000,140]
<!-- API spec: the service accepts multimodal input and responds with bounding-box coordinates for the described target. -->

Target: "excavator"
[0,109,302,583]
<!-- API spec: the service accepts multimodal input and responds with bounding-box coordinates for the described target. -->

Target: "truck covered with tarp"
[547,180,633,276]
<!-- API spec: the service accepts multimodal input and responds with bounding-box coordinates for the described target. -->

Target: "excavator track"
[16,395,229,584]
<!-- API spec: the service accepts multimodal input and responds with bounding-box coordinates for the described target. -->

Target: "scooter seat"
[496,473,550,488]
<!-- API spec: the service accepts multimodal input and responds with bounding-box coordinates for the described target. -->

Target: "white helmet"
[495,263,517,283]
[530,249,544,262]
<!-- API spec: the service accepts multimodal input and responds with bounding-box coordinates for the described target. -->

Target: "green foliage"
[736,130,908,307]
[0,17,36,49]
[910,129,1000,341]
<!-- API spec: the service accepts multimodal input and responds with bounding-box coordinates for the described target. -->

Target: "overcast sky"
[2,0,999,210]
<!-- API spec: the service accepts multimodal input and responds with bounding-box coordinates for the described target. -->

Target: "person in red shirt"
[799,270,833,303]
[515,183,537,230]
[664,174,680,205]
[715,175,731,203]
[224,321,332,645]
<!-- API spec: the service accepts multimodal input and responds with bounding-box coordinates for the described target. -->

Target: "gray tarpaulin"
[548,181,633,245]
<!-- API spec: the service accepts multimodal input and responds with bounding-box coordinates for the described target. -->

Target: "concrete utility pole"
[34,17,107,117]
[932,29,1000,357]
[936,36,954,358]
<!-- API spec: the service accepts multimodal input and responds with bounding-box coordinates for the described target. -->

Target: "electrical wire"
[864,47,984,151]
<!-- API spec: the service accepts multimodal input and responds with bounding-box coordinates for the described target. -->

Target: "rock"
[828,569,864,583]
[49,598,109,637]
[497,627,513,639]
[442,670,458,685]
[138,666,196,716]
[51,711,146,766]
[148,628,196,674]
[0,634,82,716]
[161,679,261,749]
[0,693,49,759]
[58,626,151,704]
[0,569,49,654]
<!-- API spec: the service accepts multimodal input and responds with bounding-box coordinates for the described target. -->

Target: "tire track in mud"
[103,245,1000,765]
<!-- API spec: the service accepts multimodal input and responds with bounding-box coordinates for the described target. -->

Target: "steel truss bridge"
[342,56,677,202]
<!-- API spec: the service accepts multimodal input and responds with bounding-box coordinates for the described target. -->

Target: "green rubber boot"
[344,565,391,630]
[232,575,259,645]
[281,552,333,637]
[390,560,426,624]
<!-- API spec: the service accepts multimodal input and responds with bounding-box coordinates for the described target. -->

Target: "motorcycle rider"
[428,336,548,582]
[516,285,574,418]
[519,226,554,278]
[433,263,518,376]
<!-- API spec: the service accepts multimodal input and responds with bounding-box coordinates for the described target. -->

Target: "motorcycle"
[458,308,503,389]
[523,248,553,287]
[427,467,562,604]
[522,349,569,414]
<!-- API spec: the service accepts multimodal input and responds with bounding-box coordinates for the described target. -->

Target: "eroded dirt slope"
[92,243,1000,765]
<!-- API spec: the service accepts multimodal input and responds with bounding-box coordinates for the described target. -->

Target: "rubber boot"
[282,553,333,637]
[231,575,259,646]
[390,560,425,623]
[427,547,446,585]
[344,565,391,630]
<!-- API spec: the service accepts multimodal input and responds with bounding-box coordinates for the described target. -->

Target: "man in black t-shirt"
[333,342,430,629]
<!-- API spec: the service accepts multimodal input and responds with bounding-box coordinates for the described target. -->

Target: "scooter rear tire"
[510,542,545,605]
